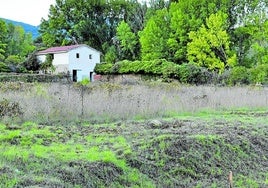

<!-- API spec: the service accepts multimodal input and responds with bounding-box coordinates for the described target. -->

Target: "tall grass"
[1,81,268,123]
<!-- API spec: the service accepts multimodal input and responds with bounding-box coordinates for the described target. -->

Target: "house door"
[73,70,77,82]
[89,72,93,82]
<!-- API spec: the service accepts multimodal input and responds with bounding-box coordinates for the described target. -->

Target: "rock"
[149,119,162,128]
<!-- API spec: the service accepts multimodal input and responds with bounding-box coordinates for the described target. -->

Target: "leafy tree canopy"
[0,18,35,72]
[116,21,138,60]
[187,11,237,73]
[39,0,146,53]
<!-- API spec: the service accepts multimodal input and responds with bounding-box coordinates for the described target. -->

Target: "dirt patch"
[126,118,268,187]
[57,161,123,187]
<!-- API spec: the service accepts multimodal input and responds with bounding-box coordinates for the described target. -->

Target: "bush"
[94,63,113,74]
[117,60,142,74]
[0,62,10,72]
[228,66,249,85]
[249,64,268,84]
[178,63,212,85]
[0,98,23,118]
[95,59,179,80]
[94,60,217,84]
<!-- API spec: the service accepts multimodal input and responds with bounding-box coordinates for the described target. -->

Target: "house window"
[76,53,79,58]
[89,54,92,59]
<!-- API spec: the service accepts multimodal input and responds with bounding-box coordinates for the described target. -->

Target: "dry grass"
[1,81,268,123]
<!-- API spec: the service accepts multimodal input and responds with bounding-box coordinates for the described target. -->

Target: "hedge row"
[95,60,216,85]
[95,60,268,85]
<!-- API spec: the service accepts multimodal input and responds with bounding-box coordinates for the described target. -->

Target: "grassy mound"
[0,110,267,187]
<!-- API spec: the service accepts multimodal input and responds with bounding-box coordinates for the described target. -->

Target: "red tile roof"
[37,44,82,54]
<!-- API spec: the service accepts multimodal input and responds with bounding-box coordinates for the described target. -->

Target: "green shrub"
[95,59,179,80]
[94,63,113,74]
[178,63,212,85]
[228,66,249,85]
[117,60,142,74]
[249,64,268,84]
[95,60,221,84]
[0,62,10,72]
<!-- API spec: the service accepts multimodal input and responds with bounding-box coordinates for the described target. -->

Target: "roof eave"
[37,50,68,55]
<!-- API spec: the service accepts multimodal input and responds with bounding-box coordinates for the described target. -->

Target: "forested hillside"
[1,18,39,38]
[1,0,268,85]
[0,18,36,73]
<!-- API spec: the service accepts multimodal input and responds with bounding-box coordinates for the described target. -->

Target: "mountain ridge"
[0,18,39,39]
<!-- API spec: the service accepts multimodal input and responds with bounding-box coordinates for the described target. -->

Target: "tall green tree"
[187,11,237,73]
[167,2,186,63]
[0,19,7,62]
[167,1,227,63]
[232,1,268,67]
[0,19,36,72]
[39,0,146,53]
[6,24,35,57]
[139,8,170,60]
[227,0,268,66]
[4,24,35,72]
[116,21,138,60]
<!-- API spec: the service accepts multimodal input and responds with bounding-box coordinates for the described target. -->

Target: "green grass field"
[0,82,268,187]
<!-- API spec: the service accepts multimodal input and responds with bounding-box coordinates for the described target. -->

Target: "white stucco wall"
[68,46,101,81]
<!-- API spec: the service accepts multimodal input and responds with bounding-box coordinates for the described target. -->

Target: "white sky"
[0,0,56,26]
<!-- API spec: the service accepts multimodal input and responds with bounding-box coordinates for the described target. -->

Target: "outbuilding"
[37,44,101,82]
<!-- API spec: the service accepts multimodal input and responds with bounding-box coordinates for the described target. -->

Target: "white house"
[36,44,101,82]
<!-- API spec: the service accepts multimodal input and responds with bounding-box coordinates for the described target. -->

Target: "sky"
[0,0,56,26]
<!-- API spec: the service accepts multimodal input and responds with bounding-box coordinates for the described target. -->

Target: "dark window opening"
[76,53,79,58]
[89,54,92,59]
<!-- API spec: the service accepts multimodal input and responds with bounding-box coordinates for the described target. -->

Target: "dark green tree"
[0,19,7,63]
[39,0,146,54]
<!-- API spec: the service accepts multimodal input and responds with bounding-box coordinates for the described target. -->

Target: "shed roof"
[37,44,101,55]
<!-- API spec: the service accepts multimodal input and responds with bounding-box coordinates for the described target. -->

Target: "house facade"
[37,44,101,82]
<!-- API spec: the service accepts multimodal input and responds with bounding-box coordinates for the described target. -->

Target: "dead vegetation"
[1,81,268,123]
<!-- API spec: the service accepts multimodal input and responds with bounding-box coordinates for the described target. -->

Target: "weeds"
[1,82,268,123]
[0,98,23,118]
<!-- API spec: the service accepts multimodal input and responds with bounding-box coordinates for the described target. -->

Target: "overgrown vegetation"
[95,60,268,85]
[0,109,267,187]
[2,81,268,123]
[1,82,268,187]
